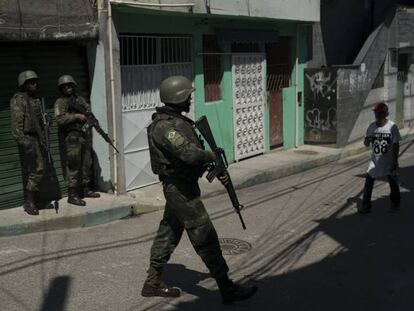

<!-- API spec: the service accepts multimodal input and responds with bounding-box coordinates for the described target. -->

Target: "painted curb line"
[0,200,134,237]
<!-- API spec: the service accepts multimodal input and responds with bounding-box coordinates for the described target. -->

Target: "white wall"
[207,0,320,21]
[112,0,320,22]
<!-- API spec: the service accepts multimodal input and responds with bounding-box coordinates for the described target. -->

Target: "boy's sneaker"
[388,203,400,213]
[358,204,371,214]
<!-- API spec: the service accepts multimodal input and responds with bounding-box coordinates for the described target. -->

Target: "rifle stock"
[195,116,247,230]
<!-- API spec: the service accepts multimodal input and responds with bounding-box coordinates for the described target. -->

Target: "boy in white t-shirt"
[359,102,401,214]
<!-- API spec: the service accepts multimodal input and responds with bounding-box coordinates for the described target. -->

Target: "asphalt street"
[1,141,414,311]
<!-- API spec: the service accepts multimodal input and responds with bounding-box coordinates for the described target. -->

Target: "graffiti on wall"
[304,68,338,143]
[305,71,337,100]
[337,64,372,97]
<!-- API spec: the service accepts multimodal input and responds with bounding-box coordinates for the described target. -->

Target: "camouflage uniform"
[142,76,257,304]
[54,95,93,189]
[10,92,45,192]
[147,105,229,279]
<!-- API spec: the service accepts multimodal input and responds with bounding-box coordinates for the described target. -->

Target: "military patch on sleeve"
[165,129,186,147]
[168,131,176,140]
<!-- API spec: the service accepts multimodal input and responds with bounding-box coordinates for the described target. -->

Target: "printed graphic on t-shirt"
[372,133,391,155]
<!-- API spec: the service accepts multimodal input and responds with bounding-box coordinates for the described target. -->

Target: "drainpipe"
[295,23,311,148]
[295,56,299,148]
[107,0,118,194]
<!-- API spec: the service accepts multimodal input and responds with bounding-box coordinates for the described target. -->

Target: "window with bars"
[203,35,223,102]
[265,39,292,92]
[120,35,192,66]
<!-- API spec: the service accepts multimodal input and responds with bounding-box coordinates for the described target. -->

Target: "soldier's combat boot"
[141,267,181,298]
[216,275,258,305]
[67,187,86,206]
[23,191,39,216]
[83,186,100,198]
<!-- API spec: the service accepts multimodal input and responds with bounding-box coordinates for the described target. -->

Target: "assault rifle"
[40,98,52,164]
[24,94,52,164]
[68,97,120,153]
[195,116,247,230]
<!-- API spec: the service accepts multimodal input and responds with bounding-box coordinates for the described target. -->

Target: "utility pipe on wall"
[107,0,118,194]
[295,56,299,148]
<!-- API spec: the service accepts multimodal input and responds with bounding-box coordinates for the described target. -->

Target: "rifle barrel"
[237,211,247,230]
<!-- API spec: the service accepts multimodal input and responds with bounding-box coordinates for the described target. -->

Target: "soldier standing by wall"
[54,75,100,206]
[10,71,47,215]
[141,76,257,304]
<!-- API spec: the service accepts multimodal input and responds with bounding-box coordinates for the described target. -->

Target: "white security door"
[232,54,267,161]
[120,35,193,190]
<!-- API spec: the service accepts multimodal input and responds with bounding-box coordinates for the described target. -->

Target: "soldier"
[10,70,46,215]
[54,75,100,206]
[141,76,257,304]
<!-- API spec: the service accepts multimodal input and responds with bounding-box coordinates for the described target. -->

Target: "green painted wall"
[296,26,309,146]
[113,7,307,162]
[281,26,308,149]
[283,87,296,149]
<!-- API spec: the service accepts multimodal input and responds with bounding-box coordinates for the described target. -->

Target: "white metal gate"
[232,54,267,161]
[120,35,193,190]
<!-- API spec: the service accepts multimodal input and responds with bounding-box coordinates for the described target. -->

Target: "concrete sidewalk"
[1,128,413,237]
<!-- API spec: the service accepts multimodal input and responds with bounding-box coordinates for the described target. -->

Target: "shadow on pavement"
[145,165,414,311]
[40,276,71,311]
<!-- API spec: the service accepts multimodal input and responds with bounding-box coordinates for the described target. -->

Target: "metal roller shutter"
[0,42,90,210]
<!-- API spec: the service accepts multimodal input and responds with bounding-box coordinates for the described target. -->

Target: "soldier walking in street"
[141,76,257,304]
[10,70,49,215]
[54,75,100,206]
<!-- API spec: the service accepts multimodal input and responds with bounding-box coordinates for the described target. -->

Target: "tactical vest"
[60,96,88,133]
[16,93,43,135]
[147,111,205,182]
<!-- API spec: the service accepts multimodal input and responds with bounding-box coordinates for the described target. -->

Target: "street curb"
[131,201,165,216]
[0,197,134,237]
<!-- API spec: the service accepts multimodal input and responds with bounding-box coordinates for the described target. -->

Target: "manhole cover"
[218,238,252,255]
[294,150,319,155]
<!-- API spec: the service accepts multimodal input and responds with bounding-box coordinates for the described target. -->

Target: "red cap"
[372,102,388,112]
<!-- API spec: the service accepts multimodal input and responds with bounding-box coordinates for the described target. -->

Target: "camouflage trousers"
[64,131,93,188]
[18,135,45,192]
[150,181,229,279]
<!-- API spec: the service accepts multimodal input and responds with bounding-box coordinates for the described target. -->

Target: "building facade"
[104,0,320,192]
[305,0,414,146]
[0,0,111,209]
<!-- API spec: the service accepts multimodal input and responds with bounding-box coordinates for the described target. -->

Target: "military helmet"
[58,75,78,87]
[18,70,39,87]
[160,76,195,106]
